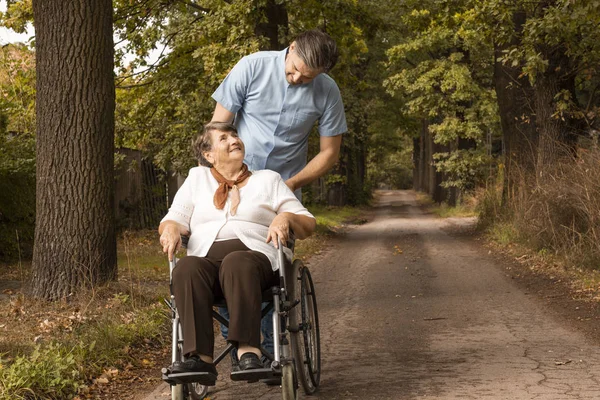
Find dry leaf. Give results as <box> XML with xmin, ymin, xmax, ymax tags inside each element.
<box><xmin>94</xmin><ymin>377</ymin><xmax>109</xmax><ymax>384</ymax></box>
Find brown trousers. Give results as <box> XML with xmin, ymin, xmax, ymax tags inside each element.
<box><xmin>172</xmin><ymin>239</ymin><xmax>278</xmax><ymax>357</ymax></box>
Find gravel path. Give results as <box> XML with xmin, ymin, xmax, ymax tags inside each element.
<box><xmin>143</xmin><ymin>190</ymin><xmax>600</xmax><ymax>400</ymax></box>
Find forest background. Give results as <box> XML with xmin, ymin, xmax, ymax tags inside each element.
<box><xmin>2</xmin><ymin>0</ymin><xmax>600</xmax><ymax>398</ymax></box>
<box><xmin>2</xmin><ymin>0</ymin><xmax>600</xmax><ymax>283</ymax></box>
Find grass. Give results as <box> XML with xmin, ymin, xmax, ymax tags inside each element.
<box><xmin>486</xmin><ymin>221</ymin><xmax>520</xmax><ymax>246</ymax></box>
<box><xmin>414</xmin><ymin>191</ymin><xmax>478</xmax><ymax>218</ymax></box>
<box><xmin>0</xmin><ymin>205</ymin><xmax>365</xmax><ymax>400</ymax></box>
<box><xmin>430</xmin><ymin>202</ymin><xmax>477</xmax><ymax>218</ymax></box>
<box><xmin>309</xmin><ymin>205</ymin><xmax>366</xmax><ymax>233</ymax></box>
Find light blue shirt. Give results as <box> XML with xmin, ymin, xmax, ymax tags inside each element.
<box><xmin>212</xmin><ymin>48</ymin><xmax>347</xmax><ymax>188</ymax></box>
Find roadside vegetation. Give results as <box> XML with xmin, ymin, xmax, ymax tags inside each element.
<box><xmin>0</xmin><ymin>206</ymin><xmax>364</xmax><ymax>400</ymax></box>
<box><xmin>478</xmin><ymin>145</ymin><xmax>600</xmax><ymax>295</ymax></box>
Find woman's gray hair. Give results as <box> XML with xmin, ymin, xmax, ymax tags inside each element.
<box><xmin>293</xmin><ymin>30</ymin><xmax>339</xmax><ymax>73</ymax></box>
<box><xmin>192</xmin><ymin>121</ymin><xmax>238</xmax><ymax>167</ymax></box>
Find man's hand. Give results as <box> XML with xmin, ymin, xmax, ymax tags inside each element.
<box><xmin>266</xmin><ymin>213</ymin><xmax>291</xmax><ymax>249</ymax></box>
<box><xmin>159</xmin><ymin>223</ymin><xmax>182</xmax><ymax>261</ymax></box>
<box><xmin>283</xmin><ymin>135</ymin><xmax>342</xmax><ymax>191</ymax></box>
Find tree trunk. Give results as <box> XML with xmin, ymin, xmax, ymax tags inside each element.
<box><xmin>412</xmin><ymin>136</ymin><xmax>421</xmax><ymax>191</ymax></box>
<box><xmin>255</xmin><ymin>0</ymin><xmax>289</xmax><ymax>51</ymax></box>
<box><xmin>533</xmin><ymin>48</ymin><xmax>579</xmax><ymax>170</ymax></box>
<box><xmin>32</xmin><ymin>0</ymin><xmax>116</xmax><ymax>300</ymax></box>
<box><xmin>493</xmin><ymin>10</ymin><xmax>538</xmax><ymax>202</ymax></box>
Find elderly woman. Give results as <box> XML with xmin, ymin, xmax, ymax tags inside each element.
<box><xmin>158</xmin><ymin>121</ymin><xmax>316</xmax><ymax>384</ymax></box>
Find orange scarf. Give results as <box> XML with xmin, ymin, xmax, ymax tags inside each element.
<box><xmin>210</xmin><ymin>164</ymin><xmax>251</xmax><ymax>216</ymax></box>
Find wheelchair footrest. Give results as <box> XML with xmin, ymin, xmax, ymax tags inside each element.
<box><xmin>162</xmin><ymin>368</ymin><xmax>217</xmax><ymax>386</ymax></box>
<box><xmin>230</xmin><ymin>368</ymin><xmax>275</xmax><ymax>382</ymax></box>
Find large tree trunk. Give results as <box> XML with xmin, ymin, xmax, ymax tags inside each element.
<box><xmin>32</xmin><ymin>0</ymin><xmax>116</xmax><ymax>300</ymax></box>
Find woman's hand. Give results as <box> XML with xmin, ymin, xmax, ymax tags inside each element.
<box><xmin>267</xmin><ymin>213</ymin><xmax>290</xmax><ymax>249</ymax></box>
<box><xmin>159</xmin><ymin>222</ymin><xmax>182</xmax><ymax>261</ymax></box>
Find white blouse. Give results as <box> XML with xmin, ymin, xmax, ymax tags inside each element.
<box><xmin>161</xmin><ymin>166</ymin><xmax>315</xmax><ymax>270</ymax></box>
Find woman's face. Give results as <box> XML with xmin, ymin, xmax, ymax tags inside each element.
<box><xmin>204</xmin><ymin>129</ymin><xmax>245</xmax><ymax>167</ymax></box>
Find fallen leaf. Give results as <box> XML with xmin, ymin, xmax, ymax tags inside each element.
<box><xmin>94</xmin><ymin>377</ymin><xmax>109</xmax><ymax>384</ymax></box>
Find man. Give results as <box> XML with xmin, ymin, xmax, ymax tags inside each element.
<box><xmin>211</xmin><ymin>29</ymin><xmax>347</xmax><ymax>373</ymax></box>
<box><xmin>211</xmin><ymin>29</ymin><xmax>347</xmax><ymax>198</ymax></box>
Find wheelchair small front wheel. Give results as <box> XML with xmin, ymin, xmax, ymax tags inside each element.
<box><xmin>187</xmin><ymin>382</ymin><xmax>208</xmax><ymax>400</ymax></box>
<box><xmin>281</xmin><ymin>363</ymin><xmax>297</xmax><ymax>400</ymax></box>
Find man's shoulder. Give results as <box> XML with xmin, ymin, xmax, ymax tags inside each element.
<box><xmin>315</xmin><ymin>73</ymin><xmax>340</xmax><ymax>91</ymax></box>
<box><xmin>243</xmin><ymin>51</ymin><xmax>281</xmax><ymax>64</ymax></box>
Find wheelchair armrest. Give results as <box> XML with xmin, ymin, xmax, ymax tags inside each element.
<box><xmin>286</xmin><ymin>229</ymin><xmax>296</xmax><ymax>252</ymax></box>
<box><xmin>180</xmin><ymin>234</ymin><xmax>189</xmax><ymax>249</ymax></box>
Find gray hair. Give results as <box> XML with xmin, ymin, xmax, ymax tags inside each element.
<box><xmin>293</xmin><ymin>30</ymin><xmax>339</xmax><ymax>73</ymax></box>
<box><xmin>192</xmin><ymin>121</ymin><xmax>238</xmax><ymax>167</ymax></box>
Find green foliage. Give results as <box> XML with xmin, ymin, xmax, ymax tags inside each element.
<box><xmin>0</xmin><ymin>170</ymin><xmax>35</xmax><ymax>260</ymax></box>
<box><xmin>0</xmin><ymin>303</ymin><xmax>168</xmax><ymax>399</ymax></box>
<box><xmin>0</xmin><ymin>0</ymin><xmax>33</xmax><ymax>34</ymax></box>
<box><xmin>433</xmin><ymin>148</ymin><xmax>489</xmax><ymax>190</ymax></box>
<box><xmin>385</xmin><ymin>0</ymin><xmax>500</xmax><ymax>193</ymax></box>
<box><xmin>0</xmin><ymin>44</ymin><xmax>36</xmax><ymax>261</ymax></box>
<box><xmin>368</xmin><ymin>134</ymin><xmax>413</xmax><ymax>190</ymax></box>
<box><xmin>113</xmin><ymin>0</ymin><xmax>264</xmax><ymax>173</ymax></box>
<box><xmin>0</xmin><ymin>343</ymin><xmax>83</xmax><ymax>400</ymax></box>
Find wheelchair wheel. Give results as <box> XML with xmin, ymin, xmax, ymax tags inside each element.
<box><xmin>295</xmin><ymin>264</ymin><xmax>321</xmax><ymax>393</ymax></box>
<box><xmin>187</xmin><ymin>382</ymin><xmax>208</xmax><ymax>400</ymax></box>
<box><xmin>281</xmin><ymin>363</ymin><xmax>298</xmax><ymax>400</ymax></box>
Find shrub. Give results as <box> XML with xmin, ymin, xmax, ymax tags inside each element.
<box><xmin>487</xmin><ymin>144</ymin><xmax>600</xmax><ymax>269</ymax></box>
<box><xmin>0</xmin><ymin>343</ymin><xmax>84</xmax><ymax>400</ymax></box>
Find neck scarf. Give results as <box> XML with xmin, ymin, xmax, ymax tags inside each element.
<box><xmin>210</xmin><ymin>164</ymin><xmax>251</xmax><ymax>216</ymax></box>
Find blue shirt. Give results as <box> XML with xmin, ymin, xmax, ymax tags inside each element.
<box><xmin>212</xmin><ymin>48</ymin><xmax>347</xmax><ymax>185</ymax></box>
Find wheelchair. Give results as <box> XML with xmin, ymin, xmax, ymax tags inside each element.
<box><xmin>161</xmin><ymin>238</ymin><xmax>321</xmax><ymax>400</ymax></box>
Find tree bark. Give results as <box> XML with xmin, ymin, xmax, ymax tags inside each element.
<box><xmin>32</xmin><ymin>0</ymin><xmax>116</xmax><ymax>300</ymax></box>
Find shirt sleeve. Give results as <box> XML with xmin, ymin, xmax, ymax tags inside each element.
<box><xmin>273</xmin><ymin>175</ymin><xmax>315</xmax><ymax>219</ymax></box>
<box><xmin>211</xmin><ymin>56</ymin><xmax>252</xmax><ymax>114</ymax></box>
<box><xmin>317</xmin><ymin>81</ymin><xmax>348</xmax><ymax>137</ymax></box>
<box><xmin>160</xmin><ymin>169</ymin><xmax>195</xmax><ymax>231</ymax></box>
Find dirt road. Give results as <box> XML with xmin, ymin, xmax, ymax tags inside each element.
<box><xmin>145</xmin><ymin>190</ymin><xmax>600</xmax><ymax>400</ymax></box>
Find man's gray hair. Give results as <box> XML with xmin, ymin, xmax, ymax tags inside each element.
<box><xmin>192</xmin><ymin>121</ymin><xmax>238</xmax><ymax>167</ymax></box>
<box><xmin>293</xmin><ymin>30</ymin><xmax>339</xmax><ymax>73</ymax></box>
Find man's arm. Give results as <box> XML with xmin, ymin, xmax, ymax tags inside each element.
<box><xmin>212</xmin><ymin>102</ymin><xmax>235</xmax><ymax>123</ymax></box>
<box><xmin>285</xmin><ymin>135</ymin><xmax>342</xmax><ymax>192</ymax></box>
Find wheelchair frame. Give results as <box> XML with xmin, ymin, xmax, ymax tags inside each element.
<box><xmin>161</xmin><ymin>239</ymin><xmax>321</xmax><ymax>400</ymax></box>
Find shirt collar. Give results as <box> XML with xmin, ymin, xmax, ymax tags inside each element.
<box><xmin>278</xmin><ymin>47</ymin><xmax>288</xmax><ymax>67</ymax></box>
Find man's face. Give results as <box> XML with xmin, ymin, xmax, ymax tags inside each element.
<box><xmin>285</xmin><ymin>42</ymin><xmax>321</xmax><ymax>85</ymax></box>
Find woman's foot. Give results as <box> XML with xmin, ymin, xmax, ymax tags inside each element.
<box><xmin>238</xmin><ymin>352</ymin><xmax>263</xmax><ymax>371</ymax></box>
<box><xmin>171</xmin><ymin>355</ymin><xmax>218</xmax><ymax>375</ymax></box>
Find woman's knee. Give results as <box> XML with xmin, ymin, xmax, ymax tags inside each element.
<box><xmin>172</xmin><ymin>256</ymin><xmax>213</xmax><ymax>282</ymax></box>
<box><xmin>220</xmin><ymin>251</ymin><xmax>261</xmax><ymax>278</ymax></box>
